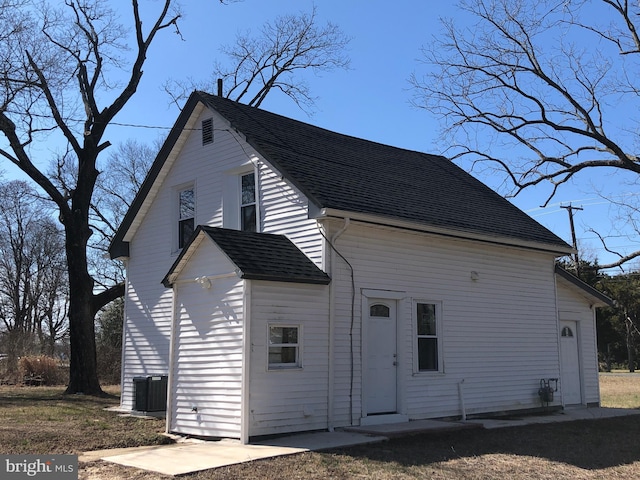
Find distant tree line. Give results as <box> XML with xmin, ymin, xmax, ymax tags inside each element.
<box><xmin>0</xmin><ymin>181</ymin><xmax>68</xmax><ymax>378</ymax></box>
<box><xmin>560</xmin><ymin>260</ymin><xmax>640</xmax><ymax>372</ymax></box>
<box><xmin>0</xmin><ymin>177</ymin><xmax>125</xmax><ymax>383</ymax></box>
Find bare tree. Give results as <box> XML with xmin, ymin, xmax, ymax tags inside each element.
<box><xmin>165</xmin><ymin>5</ymin><xmax>351</xmax><ymax>113</ymax></box>
<box><xmin>90</xmin><ymin>138</ymin><xmax>160</xmax><ymax>290</ymax></box>
<box><xmin>0</xmin><ymin>181</ymin><xmax>67</xmax><ymax>373</ymax></box>
<box><xmin>0</xmin><ymin>0</ymin><xmax>182</xmax><ymax>394</ymax></box>
<box><xmin>412</xmin><ymin>0</ymin><xmax>640</xmax><ymax>271</ymax></box>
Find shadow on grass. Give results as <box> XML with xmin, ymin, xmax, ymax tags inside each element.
<box><xmin>332</xmin><ymin>415</ymin><xmax>640</xmax><ymax>471</ymax></box>
<box><xmin>0</xmin><ymin>386</ymin><xmax>119</xmax><ymax>406</ymax></box>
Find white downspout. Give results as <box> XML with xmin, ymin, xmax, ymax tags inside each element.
<box><xmin>165</xmin><ymin>283</ymin><xmax>178</xmax><ymax>435</ymax></box>
<box><xmin>458</xmin><ymin>379</ymin><xmax>466</xmax><ymax>421</ymax></box>
<box><xmin>327</xmin><ymin>218</ymin><xmax>350</xmax><ymax>432</ymax></box>
<box><xmin>553</xmin><ymin>269</ymin><xmax>563</xmax><ymax>407</ymax></box>
<box><xmin>240</xmin><ymin>280</ymin><xmax>252</xmax><ymax>444</ymax></box>
<box><xmin>119</xmin><ymin>259</ymin><xmax>129</xmax><ymax>410</ymax></box>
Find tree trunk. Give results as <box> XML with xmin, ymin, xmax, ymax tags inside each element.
<box><xmin>64</xmin><ymin>210</ymin><xmax>103</xmax><ymax>395</ymax></box>
<box><xmin>626</xmin><ymin>317</ymin><xmax>635</xmax><ymax>373</ymax></box>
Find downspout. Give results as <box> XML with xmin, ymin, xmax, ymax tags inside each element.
<box><xmin>553</xmin><ymin>268</ymin><xmax>563</xmax><ymax>407</ymax></box>
<box><xmin>165</xmin><ymin>283</ymin><xmax>178</xmax><ymax>435</ymax></box>
<box><xmin>591</xmin><ymin>304</ymin><xmax>600</xmax><ymax>406</ymax></box>
<box><xmin>326</xmin><ymin>218</ymin><xmax>350</xmax><ymax>432</ymax></box>
<box><xmin>119</xmin><ymin>259</ymin><xmax>129</xmax><ymax>410</ymax></box>
<box><xmin>240</xmin><ymin>280</ymin><xmax>252</xmax><ymax>444</ymax></box>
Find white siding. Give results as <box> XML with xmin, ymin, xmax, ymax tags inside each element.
<box><xmin>248</xmin><ymin>281</ymin><xmax>330</xmax><ymax>437</ymax></box>
<box><xmin>169</xmin><ymin>239</ymin><xmax>244</xmax><ymax>438</ymax></box>
<box><xmin>556</xmin><ymin>279</ymin><xmax>600</xmax><ymax>405</ymax></box>
<box><xmin>325</xmin><ymin>220</ymin><xmax>562</xmax><ymax>425</ymax></box>
<box><xmin>259</xmin><ymin>161</ymin><xmax>323</xmax><ymax>266</ymax></box>
<box><xmin>121</xmin><ymin>104</ymin><xmax>323</xmax><ymax>410</ymax></box>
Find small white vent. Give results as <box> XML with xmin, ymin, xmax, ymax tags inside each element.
<box><xmin>202</xmin><ymin>118</ymin><xmax>213</xmax><ymax>145</ymax></box>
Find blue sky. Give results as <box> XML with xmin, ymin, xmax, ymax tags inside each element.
<box><xmin>16</xmin><ymin>0</ymin><xmax>639</xmax><ymax>271</ymax></box>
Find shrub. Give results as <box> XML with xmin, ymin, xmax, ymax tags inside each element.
<box><xmin>18</xmin><ymin>355</ymin><xmax>62</xmax><ymax>385</ymax></box>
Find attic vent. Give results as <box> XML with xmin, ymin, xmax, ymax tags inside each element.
<box><xmin>202</xmin><ymin>118</ymin><xmax>213</xmax><ymax>145</ymax></box>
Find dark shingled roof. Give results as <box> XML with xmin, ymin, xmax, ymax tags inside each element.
<box><xmin>162</xmin><ymin>226</ymin><xmax>331</xmax><ymax>287</ymax></box>
<box><xmin>110</xmin><ymin>91</ymin><xmax>571</xmax><ymax>260</ymax></box>
<box><xmin>198</xmin><ymin>93</ymin><xmax>570</xmax><ymax>250</ymax></box>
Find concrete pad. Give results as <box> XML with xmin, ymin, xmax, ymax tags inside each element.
<box><xmin>345</xmin><ymin>418</ymin><xmax>481</xmax><ymax>437</ymax></box>
<box><xmin>254</xmin><ymin>430</ymin><xmax>386</xmax><ymax>449</ymax></box>
<box><xmin>467</xmin><ymin>406</ymin><xmax>640</xmax><ymax>429</ymax></box>
<box><xmin>94</xmin><ymin>431</ymin><xmax>386</xmax><ymax>476</ymax></box>
<box><xmin>85</xmin><ymin>407</ymin><xmax>640</xmax><ymax>476</ymax></box>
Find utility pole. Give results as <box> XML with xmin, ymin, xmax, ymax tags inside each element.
<box><xmin>561</xmin><ymin>203</ymin><xmax>583</xmax><ymax>278</ymax></box>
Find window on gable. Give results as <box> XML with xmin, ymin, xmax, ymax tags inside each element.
<box><xmin>240</xmin><ymin>172</ymin><xmax>257</xmax><ymax>232</ymax></box>
<box><xmin>178</xmin><ymin>187</ymin><xmax>195</xmax><ymax>249</ymax></box>
<box><xmin>416</xmin><ymin>302</ymin><xmax>441</xmax><ymax>372</ymax></box>
<box><xmin>268</xmin><ymin>325</ymin><xmax>301</xmax><ymax>369</ymax></box>
<box><xmin>202</xmin><ymin>118</ymin><xmax>213</xmax><ymax>145</ymax></box>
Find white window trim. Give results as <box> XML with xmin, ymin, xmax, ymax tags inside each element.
<box><xmin>222</xmin><ymin>163</ymin><xmax>260</xmax><ymax>232</ymax></box>
<box><xmin>267</xmin><ymin>323</ymin><xmax>302</xmax><ymax>371</ymax></box>
<box><xmin>413</xmin><ymin>299</ymin><xmax>444</xmax><ymax>374</ymax></box>
<box><xmin>173</xmin><ymin>182</ymin><xmax>195</xmax><ymax>254</ymax></box>
<box><xmin>240</xmin><ymin>170</ymin><xmax>258</xmax><ymax>232</ymax></box>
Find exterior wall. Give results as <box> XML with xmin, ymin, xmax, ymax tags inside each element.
<box><xmin>121</xmin><ymin>105</ymin><xmax>323</xmax><ymax>409</ymax></box>
<box><xmin>248</xmin><ymin>281</ymin><xmax>330</xmax><ymax>437</ymax></box>
<box><xmin>556</xmin><ymin>280</ymin><xmax>600</xmax><ymax>405</ymax></box>
<box><xmin>169</xmin><ymin>239</ymin><xmax>244</xmax><ymax>437</ymax></box>
<box><xmin>325</xmin><ymin>220</ymin><xmax>563</xmax><ymax>425</ymax></box>
<box><xmin>259</xmin><ymin>161</ymin><xmax>324</xmax><ymax>266</ymax></box>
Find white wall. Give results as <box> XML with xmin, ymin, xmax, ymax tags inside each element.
<box><xmin>325</xmin><ymin>220</ymin><xmax>563</xmax><ymax>425</ymax></box>
<box><xmin>169</xmin><ymin>239</ymin><xmax>244</xmax><ymax>438</ymax></box>
<box><xmin>556</xmin><ymin>279</ymin><xmax>600</xmax><ymax>405</ymax></box>
<box><xmin>121</xmin><ymin>103</ymin><xmax>324</xmax><ymax>410</ymax></box>
<box><xmin>248</xmin><ymin>281</ymin><xmax>330</xmax><ymax>437</ymax></box>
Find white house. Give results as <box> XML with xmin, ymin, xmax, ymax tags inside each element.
<box><xmin>109</xmin><ymin>91</ymin><xmax>612</xmax><ymax>443</ymax></box>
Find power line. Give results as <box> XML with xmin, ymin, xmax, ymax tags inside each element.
<box><xmin>3</xmin><ymin>109</ymin><xmax>199</xmax><ymax>131</ymax></box>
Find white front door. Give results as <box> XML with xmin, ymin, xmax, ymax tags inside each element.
<box><xmin>560</xmin><ymin>320</ymin><xmax>582</xmax><ymax>404</ymax></box>
<box><xmin>366</xmin><ymin>300</ymin><xmax>397</xmax><ymax>414</ymax></box>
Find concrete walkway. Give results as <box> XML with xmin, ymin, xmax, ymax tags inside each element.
<box><xmin>81</xmin><ymin>406</ymin><xmax>640</xmax><ymax>476</ymax></box>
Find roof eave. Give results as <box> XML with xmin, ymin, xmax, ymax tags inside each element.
<box><xmin>241</xmin><ymin>272</ymin><xmax>331</xmax><ymax>285</ymax></box>
<box><xmin>109</xmin><ymin>92</ymin><xmax>208</xmax><ymax>260</ymax></box>
<box><xmin>315</xmin><ymin>208</ymin><xmax>575</xmax><ymax>256</ymax></box>
<box><xmin>555</xmin><ymin>264</ymin><xmax>614</xmax><ymax>307</ymax></box>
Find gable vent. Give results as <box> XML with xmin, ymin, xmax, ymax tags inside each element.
<box><xmin>202</xmin><ymin>118</ymin><xmax>213</xmax><ymax>145</ymax></box>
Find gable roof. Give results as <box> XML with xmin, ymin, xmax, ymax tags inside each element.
<box><xmin>162</xmin><ymin>226</ymin><xmax>331</xmax><ymax>287</ymax></box>
<box><xmin>555</xmin><ymin>264</ymin><xmax>614</xmax><ymax>307</ymax></box>
<box><xmin>110</xmin><ymin>91</ymin><xmax>572</xmax><ymax>259</ymax></box>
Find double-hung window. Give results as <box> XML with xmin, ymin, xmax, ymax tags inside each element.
<box><xmin>268</xmin><ymin>325</ymin><xmax>300</xmax><ymax>369</ymax></box>
<box><xmin>178</xmin><ymin>187</ymin><xmax>195</xmax><ymax>249</ymax></box>
<box><xmin>240</xmin><ymin>172</ymin><xmax>257</xmax><ymax>232</ymax></box>
<box><xmin>416</xmin><ymin>302</ymin><xmax>441</xmax><ymax>372</ymax></box>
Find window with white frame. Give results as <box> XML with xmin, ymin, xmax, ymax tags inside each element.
<box><xmin>268</xmin><ymin>325</ymin><xmax>300</xmax><ymax>369</ymax></box>
<box><xmin>178</xmin><ymin>186</ymin><xmax>195</xmax><ymax>249</ymax></box>
<box><xmin>240</xmin><ymin>172</ymin><xmax>257</xmax><ymax>232</ymax></box>
<box><xmin>416</xmin><ymin>302</ymin><xmax>441</xmax><ymax>371</ymax></box>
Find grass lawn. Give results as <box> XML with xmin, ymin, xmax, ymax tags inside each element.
<box><xmin>1</xmin><ymin>375</ymin><xmax>639</xmax><ymax>479</ymax></box>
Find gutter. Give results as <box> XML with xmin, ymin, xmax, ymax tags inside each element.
<box><xmin>313</xmin><ymin>208</ymin><xmax>574</xmax><ymax>256</ymax></box>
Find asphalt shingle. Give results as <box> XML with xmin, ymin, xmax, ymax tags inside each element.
<box><xmin>200</xmin><ymin>93</ymin><xmax>569</xmax><ymax>250</ymax></box>
<box><xmin>163</xmin><ymin>226</ymin><xmax>331</xmax><ymax>286</ymax></box>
